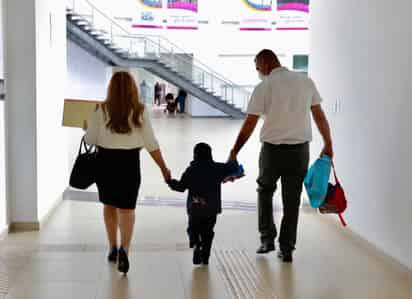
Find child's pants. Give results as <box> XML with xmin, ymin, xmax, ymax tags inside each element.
<box><xmin>187</xmin><ymin>215</ymin><xmax>217</xmax><ymax>261</ymax></box>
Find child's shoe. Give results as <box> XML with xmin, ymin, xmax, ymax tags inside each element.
<box><xmin>193</xmin><ymin>245</ymin><xmax>202</xmax><ymax>265</ymax></box>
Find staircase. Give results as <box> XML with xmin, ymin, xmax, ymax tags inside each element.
<box><xmin>66</xmin><ymin>0</ymin><xmax>249</xmax><ymax>118</ymax></box>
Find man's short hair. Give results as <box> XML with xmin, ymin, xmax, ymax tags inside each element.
<box><xmin>255</xmin><ymin>49</ymin><xmax>281</xmax><ymax>66</ymax></box>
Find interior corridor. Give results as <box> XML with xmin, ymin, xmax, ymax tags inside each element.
<box><xmin>1</xmin><ymin>116</ymin><xmax>412</xmax><ymax>299</ymax></box>
<box><xmin>1</xmin><ymin>201</ymin><xmax>411</xmax><ymax>299</ymax></box>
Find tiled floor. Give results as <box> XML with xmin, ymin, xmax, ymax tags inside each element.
<box><xmin>1</xmin><ymin>200</ymin><xmax>412</xmax><ymax>299</ymax></box>
<box><xmin>2</xmin><ymin>113</ymin><xmax>412</xmax><ymax>298</ymax></box>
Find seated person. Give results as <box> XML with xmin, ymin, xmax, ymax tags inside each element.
<box><xmin>164</xmin><ymin>93</ymin><xmax>178</xmax><ymax>114</ymax></box>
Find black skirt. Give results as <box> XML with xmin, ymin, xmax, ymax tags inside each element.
<box><xmin>96</xmin><ymin>147</ymin><xmax>141</xmax><ymax>210</ymax></box>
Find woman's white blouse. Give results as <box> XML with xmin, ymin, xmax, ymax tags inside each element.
<box><xmin>85</xmin><ymin>106</ymin><xmax>159</xmax><ymax>152</ymax></box>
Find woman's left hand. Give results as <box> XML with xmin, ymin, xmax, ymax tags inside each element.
<box><xmin>162</xmin><ymin>167</ymin><xmax>172</xmax><ymax>182</ymax></box>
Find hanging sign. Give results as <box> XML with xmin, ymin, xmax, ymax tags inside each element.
<box><xmin>133</xmin><ymin>0</ymin><xmax>164</xmax><ymax>29</ymax></box>
<box><xmin>238</xmin><ymin>0</ymin><xmax>273</xmax><ymax>31</ymax></box>
<box><xmin>166</xmin><ymin>0</ymin><xmax>199</xmax><ymax>30</ymax></box>
<box><xmin>276</xmin><ymin>0</ymin><xmax>309</xmax><ymax>30</ymax></box>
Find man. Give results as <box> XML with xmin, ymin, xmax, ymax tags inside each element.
<box><xmin>229</xmin><ymin>49</ymin><xmax>333</xmax><ymax>263</ymax></box>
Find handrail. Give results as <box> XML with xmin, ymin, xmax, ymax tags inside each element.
<box><xmin>112</xmin><ymin>33</ymin><xmax>242</xmax><ymax>89</ymax></box>
<box><xmin>130</xmin><ymin>33</ymin><xmax>245</xmax><ymax>87</ymax></box>
<box><xmin>70</xmin><ymin>0</ymin><xmax>128</xmax><ymax>35</ymax></box>
<box><xmin>70</xmin><ymin>0</ymin><xmax>249</xmax><ymax>92</ymax></box>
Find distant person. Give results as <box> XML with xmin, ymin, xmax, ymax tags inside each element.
<box><xmin>164</xmin><ymin>93</ymin><xmax>178</xmax><ymax>114</ymax></box>
<box><xmin>154</xmin><ymin>82</ymin><xmax>162</xmax><ymax>106</ymax></box>
<box><xmin>167</xmin><ymin>143</ymin><xmax>238</xmax><ymax>265</ymax></box>
<box><xmin>139</xmin><ymin>80</ymin><xmax>149</xmax><ymax>104</ymax></box>
<box><xmin>84</xmin><ymin>72</ymin><xmax>171</xmax><ymax>274</ymax></box>
<box><xmin>228</xmin><ymin>49</ymin><xmax>333</xmax><ymax>263</ymax></box>
<box><xmin>176</xmin><ymin>89</ymin><xmax>188</xmax><ymax>113</ymax></box>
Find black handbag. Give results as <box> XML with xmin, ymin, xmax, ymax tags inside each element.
<box><xmin>69</xmin><ymin>136</ymin><xmax>98</xmax><ymax>189</ymax></box>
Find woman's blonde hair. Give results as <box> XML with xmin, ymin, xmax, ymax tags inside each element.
<box><xmin>102</xmin><ymin>71</ymin><xmax>145</xmax><ymax>134</ymax></box>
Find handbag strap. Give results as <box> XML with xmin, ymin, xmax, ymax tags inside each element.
<box><xmin>79</xmin><ymin>136</ymin><xmax>95</xmax><ymax>155</ymax></box>
<box><xmin>78</xmin><ymin>137</ymin><xmax>85</xmax><ymax>156</ymax></box>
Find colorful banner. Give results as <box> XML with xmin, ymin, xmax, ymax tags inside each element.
<box><xmin>239</xmin><ymin>0</ymin><xmax>273</xmax><ymax>31</ymax></box>
<box><xmin>167</xmin><ymin>0</ymin><xmax>199</xmax><ymax>30</ymax></box>
<box><xmin>133</xmin><ymin>0</ymin><xmax>164</xmax><ymax>29</ymax></box>
<box><xmin>276</xmin><ymin>0</ymin><xmax>309</xmax><ymax>30</ymax></box>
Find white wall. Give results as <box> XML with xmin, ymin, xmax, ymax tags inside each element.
<box><xmin>0</xmin><ymin>0</ymin><xmax>6</xmax><ymax>232</ymax></box>
<box><xmin>66</xmin><ymin>40</ymin><xmax>110</xmax><ymax>172</ymax></box>
<box><xmin>5</xmin><ymin>0</ymin><xmax>69</xmax><ymax>223</ymax></box>
<box><xmin>5</xmin><ymin>0</ymin><xmax>38</xmax><ymax>223</ymax></box>
<box><xmin>186</xmin><ymin>95</ymin><xmax>227</xmax><ymax>117</ymax></box>
<box><xmin>0</xmin><ymin>102</ymin><xmax>5</xmax><ymax>231</ymax></box>
<box><xmin>66</xmin><ymin>40</ymin><xmax>110</xmax><ymax>100</ymax></box>
<box><xmin>310</xmin><ymin>0</ymin><xmax>412</xmax><ymax>270</ymax></box>
<box><xmin>35</xmin><ymin>0</ymin><xmax>69</xmax><ymax>220</ymax></box>
<box><xmin>0</xmin><ymin>0</ymin><xmax>3</xmax><ymax>77</ymax></box>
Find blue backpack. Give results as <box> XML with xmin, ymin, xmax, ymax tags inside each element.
<box><xmin>304</xmin><ymin>155</ymin><xmax>332</xmax><ymax>208</ymax></box>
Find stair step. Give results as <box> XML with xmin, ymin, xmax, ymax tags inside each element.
<box><xmin>75</xmin><ymin>21</ymin><xmax>91</xmax><ymax>27</ymax></box>
<box><xmin>82</xmin><ymin>25</ymin><xmax>93</xmax><ymax>31</ymax></box>
<box><xmin>109</xmin><ymin>46</ymin><xmax>125</xmax><ymax>52</ymax></box>
<box><xmin>88</xmin><ymin>29</ymin><xmax>102</xmax><ymax>34</ymax></box>
<box><xmin>69</xmin><ymin>15</ymin><xmax>82</xmax><ymax>20</ymax></box>
<box><xmin>71</xmin><ymin>16</ymin><xmax>89</xmax><ymax>22</ymax></box>
<box><xmin>95</xmin><ymin>35</ymin><xmax>109</xmax><ymax>41</ymax></box>
<box><xmin>114</xmin><ymin>48</ymin><xmax>128</xmax><ymax>53</ymax></box>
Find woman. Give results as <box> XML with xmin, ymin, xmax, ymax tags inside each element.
<box><xmin>84</xmin><ymin>72</ymin><xmax>171</xmax><ymax>274</ymax></box>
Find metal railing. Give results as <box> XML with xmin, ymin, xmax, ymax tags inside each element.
<box><xmin>67</xmin><ymin>0</ymin><xmax>250</xmax><ymax>111</ymax></box>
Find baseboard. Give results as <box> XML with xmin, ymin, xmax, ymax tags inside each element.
<box><xmin>10</xmin><ymin>195</ymin><xmax>64</xmax><ymax>232</ymax></box>
<box><xmin>9</xmin><ymin>222</ymin><xmax>40</xmax><ymax>232</ymax></box>
<box><xmin>318</xmin><ymin>214</ymin><xmax>412</xmax><ymax>284</ymax></box>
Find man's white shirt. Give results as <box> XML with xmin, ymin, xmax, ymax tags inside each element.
<box><xmin>247</xmin><ymin>67</ymin><xmax>322</xmax><ymax>145</ymax></box>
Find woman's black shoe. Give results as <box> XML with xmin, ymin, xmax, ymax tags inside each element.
<box><xmin>107</xmin><ymin>247</ymin><xmax>118</xmax><ymax>263</ymax></box>
<box><xmin>118</xmin><ymin>247</ymin><xmax>130</xmax><ymax>274</ymax></box>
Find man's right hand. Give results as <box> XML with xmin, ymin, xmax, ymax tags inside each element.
<box><xmin>228</xmin><ymin>114</ymin><xmax>259</xmax><ymax>162</ymax></box>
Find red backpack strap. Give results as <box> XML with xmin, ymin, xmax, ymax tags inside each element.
<box><xmin>338</xmin><ymin>213</ymin><xmax>347</xmax><ymax>227</ymax></box>
<box><xmin>333</xmin><ymin>162</ymin><xmax>347</xmax><ymax>227</ymax></box>
<box><xmin>331</xmin><ymin>161</ymin><xmax>340</xmax><ymax>184</ymax></box>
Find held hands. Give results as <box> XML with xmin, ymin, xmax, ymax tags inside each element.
<box><xmin>228</xmin><ymin>149</ymin><xmax>238</xmax><ymax>162</ymax></box>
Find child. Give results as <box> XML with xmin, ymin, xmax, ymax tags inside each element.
<box><xmin>167</xmin><ymin>143</ymin><xmax>239</xmax><ymax>265</ymax></box>
<box><xmin>164</xmin><ymin>93</ymin><xmax>178</xmax><ymax>114</ymax></box>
